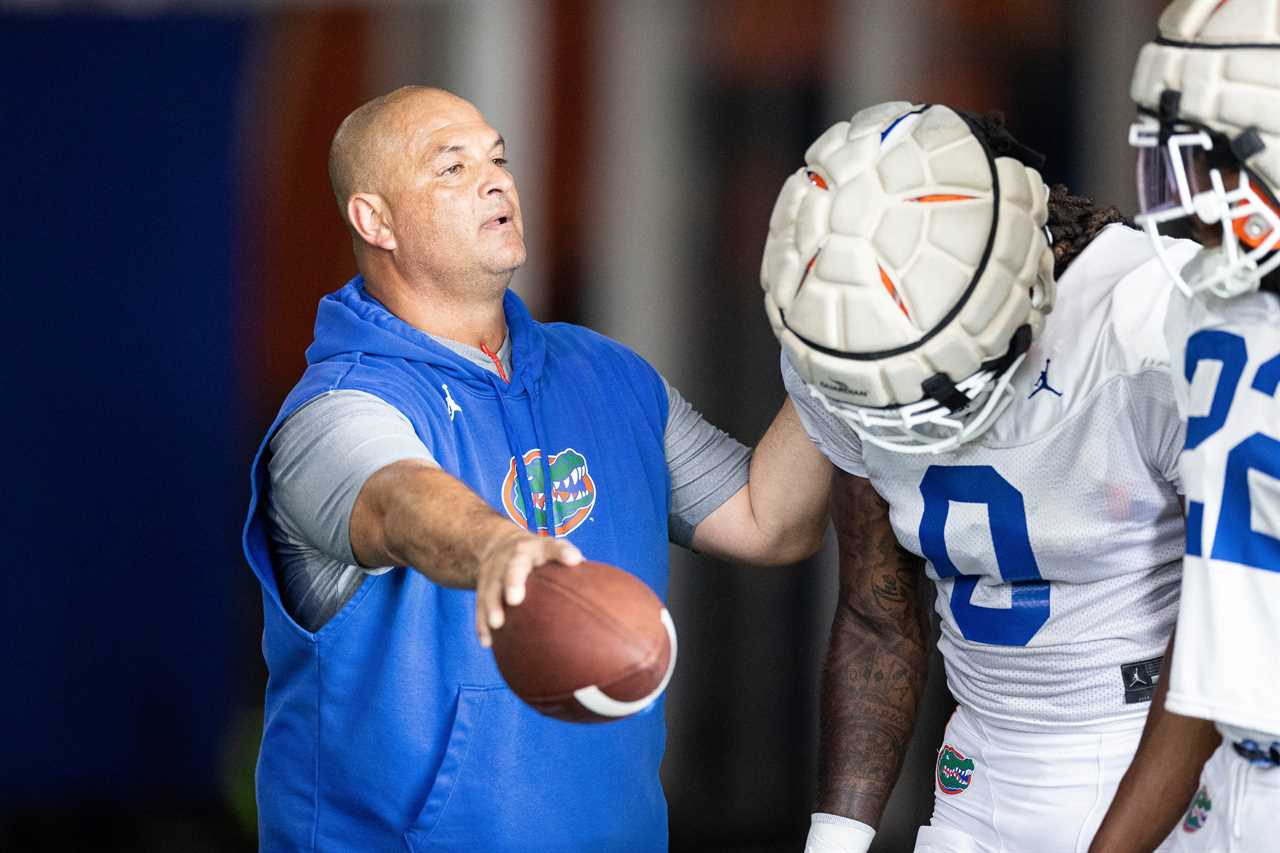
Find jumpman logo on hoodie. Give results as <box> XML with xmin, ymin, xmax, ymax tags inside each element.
<box><xmin>442</xmin><ymin>384</ymin><xmax>463</xmax><ymax>421</ymax></box>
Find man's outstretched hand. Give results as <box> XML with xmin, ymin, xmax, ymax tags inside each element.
<box><xmin>350</xmin><ymin>459</ymin><xmax>585</xmax><ymax>646</ymax></box>
<box><xmin>474</xmin><ymin>529</ymin><xmax>583</xmax><ymax>647</ymax></box>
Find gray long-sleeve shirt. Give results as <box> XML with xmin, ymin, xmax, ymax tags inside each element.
<box><xmin>266</xmin><ymin>335</ymin><xmax>751</xmax><ymax>631</ymax></box>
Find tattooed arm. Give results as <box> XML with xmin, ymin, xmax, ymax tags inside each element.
<box><xmin>817</xmin><ymin>469</ymin><xmax>932</xmax><ymax>826</ymax></box>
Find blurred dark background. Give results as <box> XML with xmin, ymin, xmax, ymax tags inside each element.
<box><xmin>0</xmin><ymin>1</ymin><xmax>1167</xmax><ymax>850</ymax></box>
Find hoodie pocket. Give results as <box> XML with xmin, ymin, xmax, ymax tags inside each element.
<box><xmin>403</xmin><ymin>684</ymin><xmax>667</xmax><ymax>852</ymax></box>
<box><xmin>403</xmin><ymin>685</ymin><xmax>492</xmax><ymax>850</ymax></box>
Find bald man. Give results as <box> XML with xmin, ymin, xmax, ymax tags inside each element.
<box><xmin>241</xmin><ymin>87</ymin><xmax>832</xmax><ymax>852</ymax></box>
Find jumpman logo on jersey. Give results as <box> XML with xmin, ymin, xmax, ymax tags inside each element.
<box><xmin>1028</xmin><ymin>359</ymin><xmax>1063</xmax><ymax>399</ymax></box>
<box><xmin>442</xmin><ymin>384</ymin><xmax>462</xmax><ymax>421</ymax></box>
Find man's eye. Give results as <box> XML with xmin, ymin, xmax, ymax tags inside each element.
<box><xmin>441</xmin><ymin>163</ymin><xmax>464</xmax><ymax>176</ymax></box>
<box><xmin>493</xmin><ymin>157</ymin><xmax>508</xmax><ymax>168</ymax></box>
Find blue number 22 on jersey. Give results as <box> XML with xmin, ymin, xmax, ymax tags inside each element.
<box><xmin>1183</xmin><ymin>329</ymin><xmax>1280</xmax><ymax>571</ymax></box>
<box><xmin>919</xmin><ymin>466</ymin><xmax>1050</xmax><ymax>646</ymax></box>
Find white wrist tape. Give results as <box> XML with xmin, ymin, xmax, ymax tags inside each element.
<box><xmin>804</xmin><ymin>812</ymin><xmax>876</xmax><ymax>853</ymax></box>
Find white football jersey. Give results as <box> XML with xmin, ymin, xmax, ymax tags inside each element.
<box><xmin>787</xmin><ymin>224</ymin><xmax>1198</xmax><ymax>728</ymax></box>
<box><xmin>1163</xmin><ymin>282</ymin><xmax>1280</xmax><ymax>741</ymax></box>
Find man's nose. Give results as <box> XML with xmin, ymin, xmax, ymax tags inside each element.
<box><xmin>481</xmin><ymin>163</ymin><xmax>515</xmax><ymax>196</ymax></box>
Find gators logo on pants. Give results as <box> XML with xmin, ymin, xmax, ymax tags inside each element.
<box><xmin>502</xmin><ymin>448</ymin><xmax>597</xmax><ymax>536</ymax></box>
<box><xmin>1182</xmin><ymin>786</ymin><xmax>1211</xmax><ymax>833</ymax></box>
<box><xmin>936</xmin><ymin>744</ymin><xmax>975</xmax><ymax>795</ymax></box>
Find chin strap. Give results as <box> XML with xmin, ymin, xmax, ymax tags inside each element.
<box><xmin>921</xmin><ymin>373</ymin><xmax>971</xmax><ymax>414</ymax></box>
<box><xmin>919</xmin><ymin>324</ymin><xmax>1032</xmax><ymax>414</ymax></box>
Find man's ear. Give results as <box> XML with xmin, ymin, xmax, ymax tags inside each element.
<box><xmin>348</xmin><ymin>193</ymin><xmax>397</xmax><ymax>251</ymax></box>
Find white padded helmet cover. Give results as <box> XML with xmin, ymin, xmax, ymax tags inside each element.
<box><xmin>761</xmin><ymin>103</ymin><xmax>1054</xmax><ymax>409</ymax></box>
<box><xmin>1130</xmin><ymin>0</ymin><xmax>1280</xmax><ymax>193</ymax></box>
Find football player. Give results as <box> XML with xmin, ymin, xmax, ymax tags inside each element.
<box><xmin>1089</xmin><ymin>2</ymin><xmax>1280</xmax><ymax>852</ymax></box>
<box><xmin>763</xmin><ymin>103</ymin><xmax>1196</xmax><ymax>853</ymax></box>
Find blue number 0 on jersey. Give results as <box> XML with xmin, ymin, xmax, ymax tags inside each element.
<box><xmin>1184</xmin><ymin>330</ymin><xmax>1280</xmax><ymax>571</ymax></box>
<box><xmin>919</xmin><ymin>465</ymin><xmax>1050</xmax><ymax>646</ymax></box>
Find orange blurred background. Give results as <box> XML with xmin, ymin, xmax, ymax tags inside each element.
<box><xmin>1</xmin><ymin>2</ymin><xmax>1167</xmax><ymax>850</ymax></box>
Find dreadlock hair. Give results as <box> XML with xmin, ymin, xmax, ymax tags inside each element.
<box><xmin>958</xmin><ymin>109</ymin><xmax>1132</xmax><ymax>279</ymax></box>
<box><xmin>1045</xmin><ymin>184</ymin><xmax>1131</xmax><ymax>279</ymax></box>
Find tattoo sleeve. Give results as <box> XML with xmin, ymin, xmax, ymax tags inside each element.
<box><xmin>817</xmin><ymin>469</ymin><xmax>931</xmax><ymax>826</ymax></box>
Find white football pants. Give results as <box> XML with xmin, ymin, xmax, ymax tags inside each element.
<box><xmin>913</xmin><ymin>705</ymin><xmax>1174</xmax><ymax>853</ymax></box>
<box><xmin>1169</xmin><ymin>736</ymin><xmax>1280</xmax><ymax>853</ymax></box>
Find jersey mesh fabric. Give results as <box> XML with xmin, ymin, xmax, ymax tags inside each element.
<box><xmin>787</xmin><ymin>225</ymin><xmax>1196</xmax><ymax>728</ymax></box>
<box><xmin>1164</xmin><ymin>284</ymin><xmax>1280</xmax><ymax>739</ymax></box>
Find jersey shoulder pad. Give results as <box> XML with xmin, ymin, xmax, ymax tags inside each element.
<box><xmin>1047</xmin><ymin>225</ymin><xmax>1199</xmax><ymax>375</ymax></box>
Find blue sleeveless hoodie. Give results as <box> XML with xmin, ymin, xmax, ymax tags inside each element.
<box><xmin>241</xmin><ymin>278</ymin><xmax>671</xmax><ymax>852</ymax></box>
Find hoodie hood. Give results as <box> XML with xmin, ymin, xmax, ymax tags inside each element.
<box><xmin>302</xmin><ymin>277</ymin><xmax>555</xmax><ymax>543</ymax></box>
<box><xmin>304</xmin><ymin>276</ymin><xmax>546</xmax><ymax>397</ymax></box>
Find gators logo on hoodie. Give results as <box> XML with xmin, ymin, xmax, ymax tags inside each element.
<box><xmin>936</xmin><ymin>744</ymin><xmax>975</xmax><ymax>795</ymax></box>
<box><xmin>502</xmin><ymin>448</ymin><xmax>597</xmax><ymax>536</ymax></box>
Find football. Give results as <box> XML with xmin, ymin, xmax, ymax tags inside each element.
<box><xmin>491</xmin><ymin>559</ymin><xmax>677</xmax><ymax>723</ymax></box>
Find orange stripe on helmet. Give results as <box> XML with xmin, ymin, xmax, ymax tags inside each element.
<box><xmin>879</xmin><ymin>265</ymin><xmax>910</xmax><ymax>319</ymax></box>
<box><xmin>796</xmin><ymin>251</ymin><xmax>819</xmax><ymax>294</ymax></box>
<box><xmin>806</xmin><ymin>170</ymin><xmax>828</xmax><ymax>190</ymax></box>
<box><xmin>909</xmin><ymin>194</ymin><xmax>977</xmax><ymax>203</ymax></box>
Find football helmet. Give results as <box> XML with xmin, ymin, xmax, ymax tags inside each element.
<box><xmin>762</xmin><ymin>102</ymin><xmax>1055</xmax><ymax>454</ymax></box>
<box><xmin>1129</xmin><ymin>0</ymin><xmax>1280</xmax><ymax>297</ymax></box>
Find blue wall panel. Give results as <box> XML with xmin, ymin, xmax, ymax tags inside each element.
<box><xmin>0</xmin><ymin>14</ymin><xmax>249</xmax><ymax>804</ymax></box>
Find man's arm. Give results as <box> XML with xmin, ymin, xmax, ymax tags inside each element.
<box><xmin>350</xmin><ymin>459</ymin><xmax>582</xmax><ymax>647</ymax></box>
<box><xmin>817</xmin><ymin>469</ymin><xmax>931</xmax><ymax>826</ymax></box>
<box><xmin>690</xmin><ymin>398</ymin><xmax>832</xmax><ymax>565</ymax></box>
<box><xmin>1088</xmin><ymin>629</ymin><xmax>1220</xmax><ymax>853</ymax></box>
